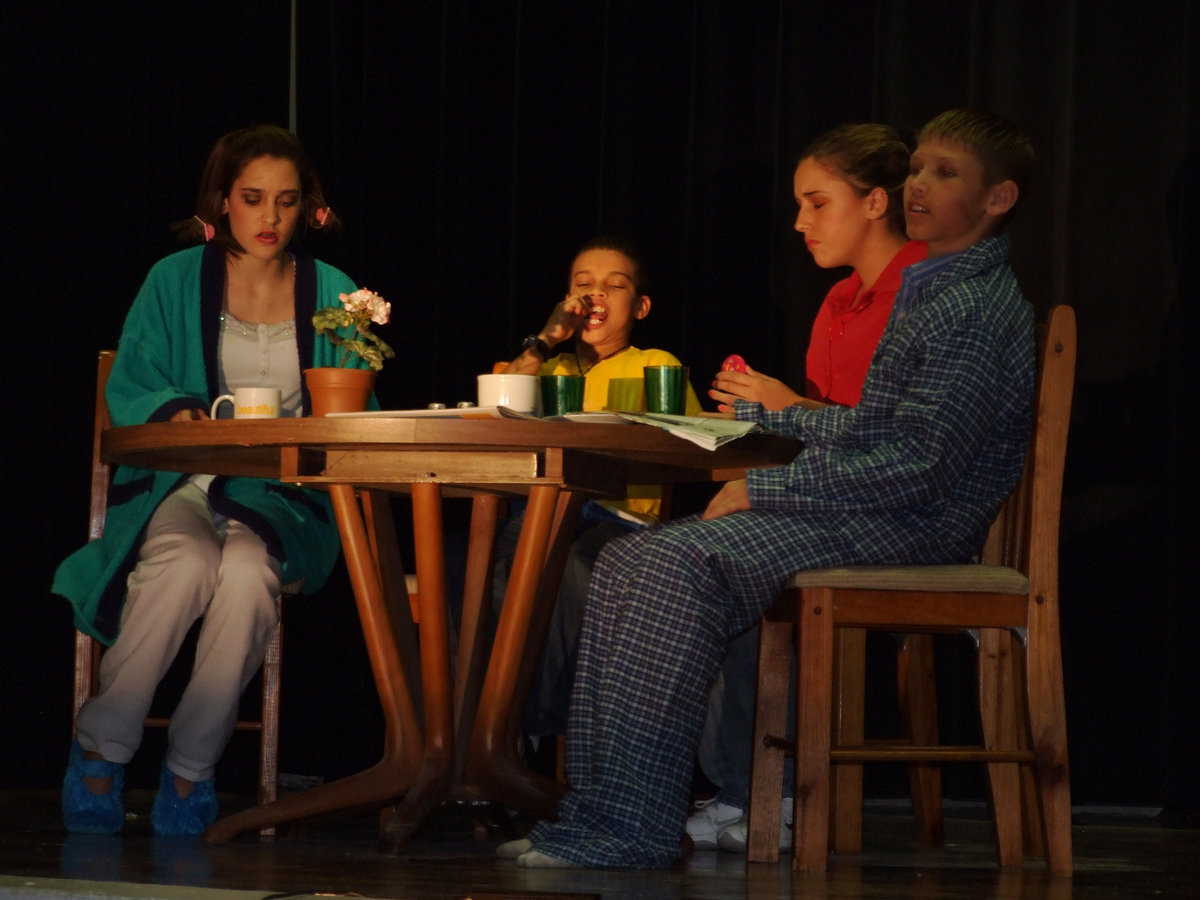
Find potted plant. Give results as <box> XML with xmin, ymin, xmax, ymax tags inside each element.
<box><xmin>306</xmin><ymin>288</ymin><xmax>395</xmax><ymax>415</ymax></box>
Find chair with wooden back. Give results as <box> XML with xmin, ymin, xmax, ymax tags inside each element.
<box><xmin>746</xmin><ymin>305</ymin><xmax>1076</xmax><ymax>876</ymax></box>
<box><xmin>72</xmin><ymin>349</ymin><xmax>284</xmax><ymax>833</ymax></box>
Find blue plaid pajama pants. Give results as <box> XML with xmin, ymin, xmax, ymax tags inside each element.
<box><xmin>526</xmin><ymin>508</ymin><xmax>872</xmax><ymax>868</ymax></box>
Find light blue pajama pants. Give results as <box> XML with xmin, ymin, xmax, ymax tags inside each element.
<box><xmin>75</xmin><ymin>481</ymin><xmax>281</xmax><ymax>783</ymax></box>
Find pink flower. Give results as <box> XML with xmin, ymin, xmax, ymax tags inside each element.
<box><xmin>338</xmin><ymin>288</ymin><xmax>391</xmax><ymax>325</ymax></box>
<box><xmin>318</xmin><ymin>287</ymin><xmax>395</xmax><ymax>370</ymax></box>
<box><xmin>370</xmin><ymin>299</ymin><xmax>391</xmax><ymax>325</ymax></box>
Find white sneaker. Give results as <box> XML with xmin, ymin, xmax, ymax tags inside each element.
<box><xmin>716</xmin><ymin>797</ymin><xmax>794</xmax><ymax>853</ymax></box>
<box><xmin>685</xmin><ymin>798</ymin><xmax>744</xmax><ymax>850</ymax></box>
<box><xmin>496</xmin><ymin>837</ymin><xmax>533</xmax><ymax>859</ymax></box>
<box><xmin>516</xmin><ymin>849</ymin><xmax>573</xmax><ymax>868</ymax></box>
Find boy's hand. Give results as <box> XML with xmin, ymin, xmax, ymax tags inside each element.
<box><xmin>505</xmin><ymin>293</ymin><xmax>595</xmax><ymax>374</ymax></box>
<box><xmin>702</xmin><ymin>478</ymin><xmax>751</xmax><ymax>520</ymax></box>
<box><xmin>541</xmin><ymin>293</ymin><xmax>594</xmax><ymax>346</ymax></box>
<box><xmin>709</xmin><ymin>362</ymin><xmax>804</xmax><ymax>412</ymax></box>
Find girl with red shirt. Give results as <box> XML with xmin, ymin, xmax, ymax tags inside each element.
<box><xmin>692</xmin><ymin>123</ymin><xmax>925</xmax><ymax>853</ymax></box>
<box><xmin>710</xmin><ymin>123</ymin><xmax>926</xmax><ymax>413</ymax></box>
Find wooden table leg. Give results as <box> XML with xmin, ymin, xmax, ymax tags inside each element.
<box><xmin>378</xmin><ymin>481</ymin><xmax>458</xmax><ymax>851</ymax></box>
<box><xmin>362</xmin><ymin>490</ymin><xmax>422</xmax><ymax>700</ymax></box>
<box><xmin>204</xmin><ymin>484</ymin><xmax>424</xmax><ymax>843</ymax></box>
<box><xmin>453</xmin><ymin>494</ymin><xmax>502</xmax><ymax>775</ymax></box>
<box><xmin>503</xmin><ymin>489</ymin><xmax>584</xmax><ymax>773</ymax></box>
<box><xmin>464</xmin><ymin>484</ymin><xmax>573</xmax><ymax>817</ymax></box>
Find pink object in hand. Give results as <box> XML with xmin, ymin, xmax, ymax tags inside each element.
<box><xmin>721</xmin><ymin>354</ymin><xmax>747</xmax><ymax>373</ymax></box>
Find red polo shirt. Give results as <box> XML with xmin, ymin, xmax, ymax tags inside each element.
<box><xmin>804</xmin><ymin>240</ymin><xmax>928</xmax><ymax>406</ymax></box>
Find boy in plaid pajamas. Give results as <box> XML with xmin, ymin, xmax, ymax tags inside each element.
<box><xmin>502</xmin><ymin>109</ymin><xmax>1038</xmax><ymax>869</ymax></box>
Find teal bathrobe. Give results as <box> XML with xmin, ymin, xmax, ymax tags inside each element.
<box><xmin>53</xmin><ymin>243</ymin><xmax>371</xmax><ymax>644</ymax></box>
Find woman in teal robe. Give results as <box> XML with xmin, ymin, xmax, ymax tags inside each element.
<box><xmin>54</xmin><ymin>125</ymin><xmax>371</xmax><ymax>836</ymax></box>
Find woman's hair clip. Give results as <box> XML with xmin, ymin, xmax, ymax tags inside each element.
<box><xmin>314</xmin><ymin>206</ymin><xmax>330</xmax><ymax>227</ymax></box>
<box><xmin>194</xmin><ymin>216</ymin><xmax>215</xmax><ymax>242</ymax></box>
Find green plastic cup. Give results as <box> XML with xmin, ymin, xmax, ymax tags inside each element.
<box><xmin>540</xmin><ymin>374</ymin><xmax>586</xmax><ymax>416</ymax></box>
<box><xmin>605</xmin><ymin>377</ymin><xmax>646</xmax><ymax>412</ymax></box>
<box><xmin>644</xmin><ymin>365</ymin><xmax>687</xmax><ymax>414</ymax></box>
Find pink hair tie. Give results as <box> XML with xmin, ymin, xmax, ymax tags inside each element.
<box><xmin>314</xmin><ymin>206</ymin><xmax>330</xmax><ymax>227</ymax></box>
<box><xmin>194</xmin><ymin>216</ymin><xmax>215</xmax><ymax>242</ymax></box>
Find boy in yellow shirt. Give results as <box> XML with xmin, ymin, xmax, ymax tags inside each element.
<box><xmin>498</xmin><ymin>235</ymin><xmax>700</xmax><ymax>737</ymax></box>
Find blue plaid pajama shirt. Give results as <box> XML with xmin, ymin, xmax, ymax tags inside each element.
<box><xmin>527</xmin><ymin>235</ymin><xmax>1036</xmax><ymax>868</ymax></box>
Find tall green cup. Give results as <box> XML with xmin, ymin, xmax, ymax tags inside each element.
<box><xmin>540</xmin><ymin>374</ymin><xmax>586</xmax><ymax>416</ymax></box>
<box><xmin>644</xmin><ymin>365</ymin><xmax>687</xmax><ymax>414</ymax></box>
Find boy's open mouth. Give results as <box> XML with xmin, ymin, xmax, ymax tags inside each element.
<box><xmin>586</xmin><ymin>302</ymin><xmax>608</xmax><ymax>327</ymax></box>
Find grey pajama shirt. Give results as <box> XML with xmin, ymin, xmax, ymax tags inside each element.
<box><xmin>526</xmin><ymin>235</ymin><xmax>1036</xmax><ymax>868</ymax></box>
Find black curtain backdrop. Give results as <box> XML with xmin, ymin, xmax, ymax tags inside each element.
<box><xmin>4</xmin><ymin>0</ymin><xmax>1197</xmax><ymax>816</ymax></box>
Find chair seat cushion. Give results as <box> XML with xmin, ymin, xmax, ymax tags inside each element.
<box><xmin>786</xmin><ymin>564</ymin><xmax>1030</xmax><ymax>594</ymax></box>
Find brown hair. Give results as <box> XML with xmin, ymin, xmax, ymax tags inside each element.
<box><xmin>176</xmin><ymin>124</ymin><xmax>340</xmax><ymax>254</ymax></box>
<box><xmin>802</xmin><ymin>123</ymin><xmax>911</xmax><ymax>234</ymax></box>
<box><xmin>916</xmin><ymin>109</ymin><xmax>1034</xmax><ymax>202</ymax></box>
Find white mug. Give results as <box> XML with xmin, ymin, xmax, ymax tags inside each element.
<box><xmin>477</xmin><ymin>373</ymin><xmax>539</xmax><ymax>414</ymax></box>
<box><xmin>211</xmin><ymin>386</ymin><xmax>283</xmax><ymax>419</ymax></box>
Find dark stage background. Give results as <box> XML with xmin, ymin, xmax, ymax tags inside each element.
<box><xmin>4</xmin><ymin>1</ymin><xmax>1197</xmax><ymax>817</ymax></box>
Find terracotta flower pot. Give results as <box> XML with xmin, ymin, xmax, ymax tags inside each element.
<box><xmin>305</xmin><ymin>367</ymin><xmax>376</xmax><ymax>416</ymax></box>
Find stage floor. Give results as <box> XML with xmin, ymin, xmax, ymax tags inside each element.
<box><xmin>1</xmin><ymin>789</ymin><xmax>1197</xmax><ymax>899</ymax></box>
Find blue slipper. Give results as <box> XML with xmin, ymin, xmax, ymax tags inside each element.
<box><xmin>62</xmin><ymin>740</ymin><xmax>124</xmax><ymax>834</ymax></box>
<box><xmin>151</xmin><ymin>761</ymin><xmax>218</xmax><ymax>836</ymax></box>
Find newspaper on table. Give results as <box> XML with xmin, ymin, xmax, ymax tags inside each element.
<box><xmin>615</xmin><ymin>412</ymin><xmax>761</xmax><ymax>450</ymax></box>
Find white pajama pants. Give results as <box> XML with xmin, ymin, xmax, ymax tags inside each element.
<box><xmin>75</xmin><ymin>481</ymin><xmax>281</xmax><ymax>782</ymax></box>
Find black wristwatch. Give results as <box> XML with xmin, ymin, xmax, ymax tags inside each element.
<box><xmin>520</xmin><ymin>334</ymin><xmax>552</xmax><ymax>360</ymax></box>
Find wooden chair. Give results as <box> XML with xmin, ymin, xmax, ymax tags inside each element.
<box><xmin>72</xmin><ymin>350</ymin><xmax>284</xmax><ymax>833</ymax></box>
<box><xmin>747</xmin><ymin>305</ymin><xmax>1076</xmax><ymax>876</ymax></box>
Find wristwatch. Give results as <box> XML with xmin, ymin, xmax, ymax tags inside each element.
<box><xmin>520</xmin><ymin>334</ymin><xmax>552</xmax><ymax>360</ymax></box>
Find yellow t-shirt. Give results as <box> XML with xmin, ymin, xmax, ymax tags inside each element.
<box><xmin>539</xmin><ymin>346</ymin><xmax>703</xmax><ymax>521</ymax></box>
